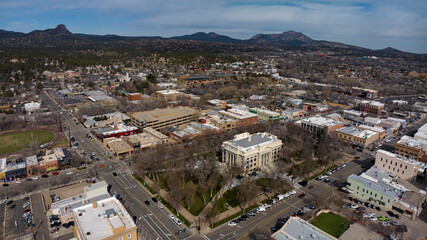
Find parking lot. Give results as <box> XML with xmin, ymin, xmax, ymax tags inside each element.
<box><xmin>1</xmin><ymin>197</ymin><xmax>33</xmax><ymax>240</ymax></box>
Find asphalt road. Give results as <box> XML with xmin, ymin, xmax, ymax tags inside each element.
<box><xmin>104</xmin><ymin>172</ymin><xmax>192</xmax><ymax>240</ymax></box>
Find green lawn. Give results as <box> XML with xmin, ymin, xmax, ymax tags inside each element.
<box><xmin>311</xmin><ymin>212</ymin><xmax>350</xmax><ymax>237</ymax></box>
<box><xmin>0</xmin><ymin>130</ymin><xmax>54</xmax><ymax>154</ymax></box>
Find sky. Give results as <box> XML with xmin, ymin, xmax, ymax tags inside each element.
<box><xmin>1</xmin><ymin>0</ymin><xmax>426</xmax><ymax>53</ymax></box>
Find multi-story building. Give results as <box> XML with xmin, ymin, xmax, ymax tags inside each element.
<box><xmin>130</xmin><ymin>107</ymin><xmax>197</xmax><ymax>130</ymax></box>
<box><xmin>52</xmin><ymin>181</ymin><xmax>110</xmax><ymax>224</ymax></box>
<box><xmin>335</xmin><ymin>127</ymin><xmax>378</xmax><ymax>147</ymax></box>
<box><xmin>221</xmin><ymin>132</ymin><xmax>282</xmax><ymax>173</ymax></box>
<box><xmin>249</xmin><ymin>108</ymin><xmax>281</xmax><ymax>122</ymax></box>
<box><xmin>357</xmin><ymin>125</ymin><xmax>386</xmax><ymax>141</ymax></box>
<box><xmin>207</xmin><ymin>99</ymin><xmax>227</xmax><ymax>109</ymax></box>
<box><xmin>0</xmin><ymin>158</ymin><xmax>27</xmax><ymax>182</ymax></box>
<box><xmin>72</xmin><ymin>197</ymin><xmax>137</xmax><ymax>240</ymax></box>
<box><xmin>360</xmin><ymin>100</ymin><xmax>384</xmax><ymax>115</ymax></box>
<box><xmin>127</xmin><ymin>93</ymin><xmax>142</xmax><ymax>102</ymax></box>
<box><xmin>154</xmin><ymin>89</ymin><xmax>185</xmax><ymax>101</ymax></box>
<box><xmin>297</xmin><ymin>115</ymin><xmax>344</xmax><ymax>134</ymax></box>
<box><xmin>123</xmin><ymin>127</ymin><xmax>169</xmax><ymax>149</ymax></box>
<box><xmin>219</xmin><ymin>108</ymin><xmax>258</xmax><ymax>127</ymax></box>
<box><xmin>375</xmin><ymin>150</ymin><xmax>419</xmax><ymax>179</ymax></box>
<box><xmin>415</xmin><ymin>123</ymin><xmax>427</xmax><ymax>141</ymax></box>
<box><xmin>25</xmin><ymin>155</ymin><xmax>38</xmax><ymax>176</ymax></box>
<box><xmin>351</xmin><ymin>87</ymin><xmax>379</xmax><ymax>99</ymax></box>
<box><xmin>281</xmin><ymin>108</ymin><xmax>304</xmax><ymax>121</ymax></box>
<box><xmin>206</xmin><ymin>114</ymin><xmax>237</xmax><ymax>131</ymax></box>
<box><xmin>395</xmin><ymin>136</ymin><xmax>427</xmax><ymax>163</ymax></box>
<box><xmin>347</xmin><ymin>166</ymin><xmax>425</xmax><ymax>219</ymax></box>
<box><xmin>38</xmin><ymin>153</ymin><xmax>59</xmax><ymax>173</ymax></box>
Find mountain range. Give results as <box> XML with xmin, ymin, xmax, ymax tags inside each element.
<box><xmin>0</xmin><ymin>24</ymin><xmax>420</xmax><ymax>58</ymax></box>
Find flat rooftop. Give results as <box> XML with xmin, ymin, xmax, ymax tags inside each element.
<box><xmin>397</xmin><ymin>135</ymin><xmax>427</xmax><ymax>151</ymax></box>
<box><xmin>226</xmin><ymin>132</ymin><xmax>279</xmax><ymax>152</ymax></box>
<box><xmin>73</xmin><ymin>197</ymin><xmax>136</xmax><ymax>240</ymax></box>
<box><xmin>272</xmin><ymin>216</ymin><xmax>337</xmax><ymax>240</ymax></box>
<box><xmin>219</xmin><ymin>108</ymin><xmax>257</xmax><ymax>120</ymax></box>
<box><xmin>336</xmin><ymin>127</ymin><xmax>377</xmax><ymax>139</ymax></box>
<box><xmin>131</xmin><ymin>107</ymin><xmax>196</xmax><ymax>122</ymax></box>
<box><xmin>300</xmin><ymin>115</ymin><xmax>342</xmax><ymax>128</ymax></box>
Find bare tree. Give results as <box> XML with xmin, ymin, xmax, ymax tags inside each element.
<box><xmin>183</xmin><ymin>182</ymin><xmax>197</xmax><ymax>210</ymax></box>
<box><xmin>236</xmin><ymin>179</ymin><xmax>259</xmax><ymax>212</ymax></box>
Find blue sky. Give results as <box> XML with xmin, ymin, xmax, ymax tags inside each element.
<box><xmin>1</xmin><ymin>0</ymin><xmax>426</xmax><ymax>53</ymax></box>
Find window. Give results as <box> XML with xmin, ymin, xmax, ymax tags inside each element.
<box><xmin>357</xmin><ymin>186</ymin><xmax>359</xmax><ymax>190</ymax></box>
<box><xmin>128</xmin><ymin>234</ymin><xmax>132</xmax><ymax>239</ymax></box>
<box><xmin>402</xmin><ymin>170</ymin><xmax>404</xmax><ymax>174</ymax></box>
<box><xmin>381</xmin><ymin>196</ymin><xmax>383</xmax><ymax>200</ymax></box>
<box><xmin>405</xmin><ymin>165</ymin><xmax>407</xmax><ymax>169</ymax></box>
<box><xmin>120</xmin><ymin>237</ymin><xmax>123</xmax><ymax>240</ymax></box>
<box><xmin>375</xmin><ymin>194</ymin><xmax>377</xmax><ymax>197</ymax></box>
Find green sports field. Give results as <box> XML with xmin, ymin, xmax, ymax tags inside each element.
<box><xmin>0</xmin><ymin>130</ymin><xmax>54</xmax><ymax>155</ymax></box>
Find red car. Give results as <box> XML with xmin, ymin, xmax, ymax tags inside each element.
<box><xmin>52</xmin><ymin>172</ymin><xmax>59</xmax><ymax>175</ymax></box>
<box><xmin>299</xmin><ymin>194</ymin><xmax>306</xmax><ymax>198</ymax></box>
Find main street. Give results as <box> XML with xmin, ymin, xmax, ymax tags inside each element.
<box><xmin>38</xmin><ymin>91</ymin><xmax>192</xmax><ymax>240</ymax></box>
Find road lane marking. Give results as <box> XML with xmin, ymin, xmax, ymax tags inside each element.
<box><xmin>236</xmin><ymin>198</ymin><xmax>304</xmax><ymax>240</ymax></box>
<box><xmin>147</xmin><ymin>214</ymin><xmax>172</xmax><ymax>240</ymax></box>
<box><xmin>141</xmin><ymin>215</ymin><xmax>163</xmax><ymax>240</ymax></box>
<box><xmin>111</xmin><ymin>176</ymin><xmax>179</xmax><ymax>240</ymax></box>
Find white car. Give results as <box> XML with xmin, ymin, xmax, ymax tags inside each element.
<box><xmin>370</xmin><ymin>217</ymin><xmax>378</xmax><ymax>221</ymax></box>
<box><xmin>0</xmin><ymin>199</ymin><xmax>6</xmax><ymax>205</ymax></box>
<box><xmin>257</xmin><ymin>207</ymin><xmax>266</xmax><ymax>212</ymax></box>
<box><xmin>158</xmin><ymin>203</ymin><xmax>163</xmax><ymax>209</ymax></box>
<box><xmin>15</xmin><ymin>180</ymin><xmax>22</xmax><ymax>184</ymax></box>
<box><xmin>168</xmin><ymin>214</ymin><xmax>175</xmax><ymax>220</ymax></box>
<box><xmin>350</xmin><ymin>204</ymin><xmax>359</xmax><ymax>209</ymax></box>
<box><xmin>228</xmin><ymin>221</ymin><xmax>237</xmax><ymax>226</ymax></box>
<box><xmin>382</xmin><ymin>222</ymin><xmax>390</xmax><ymax>226</ymax></box>
<box><xmin>32</xmin><ymin>176</ymin><xmax>39</xmax><ymax>180</ymax></box>
<box><xmin>66</xmin><ymin>171</ymin><xmax>73</xmax><ymax>175</ymax></box>
<box><xmin>22</xmin><ymin>202</ymin><xmax>30</xmax><ymax>208</ymax></box>
<box><xmin>174</xmin><ymin>218</ymin><xmax>182</xmax><ymax>225</ymax></box>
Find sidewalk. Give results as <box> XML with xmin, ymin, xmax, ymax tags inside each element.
<box><xmin>142</xmin><ymin>176</ymin><xmax>197</xmax><ymax>224</ymax></box>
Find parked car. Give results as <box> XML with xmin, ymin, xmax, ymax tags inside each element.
<box><xmin>169</xmin><ymin>214</ymin><xmax>175</xmax><ymax>219</ymax></box>
<box><xmin>174</xmin><ymin>218</ymin><xmax>182</xmax><ymax>225</ymax></box>
<box><xmin>158</xmin><ymin>203</ymin><xmax>163</xmax><ymax>209</ymax></box>
<box><xmin>52</xmin><ymin>172</ymin><xmax>59</xmax><ymax>175</ymax></box>
<box><xmin>144</xmin><ymin>201</ymin><xmax>150</xmax><ymax>206</ymax></box>
<box><xmin>42</xmin><ymin>174</ymin><xmax>49</xmax><ymax>178</ymax></box>
<box><xmin>378</xmin><ymin>216</ymin><xmax>389</xmax><ymax>221</ymax></box>
<box><xmin>298</xmin><ymin>194</ymin><xmax>306</xmax><ymax>198</ymax></box>
<box><xmin>228</xmin><ymin>221</ymin><xmax>237</xmax><ymax>226</ymax></box>
<box><xmin>324</xmin><ymin>179</ymin><xmax>331</xmax><ymax>183</ymax></box>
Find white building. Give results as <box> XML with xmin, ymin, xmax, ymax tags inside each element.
<box><xmin>72</xmin><ymin>197</ymin><xmax>137</xmax><ymax>240</ymax></box>
<box><xmin>296</xmin><ymin>115</ymin><xmax>343</xmax><ymax>133</ymax></box>
<box><xmin>24</xmin><ymin>102</ymin><xmax>41</xmax><ymax>114</ymax></box>
<box><xmin>221</xmin><ymin>132</ymin><xmax>282</xmax><ymax>173</ymax></box>
<box><xmin>415</xmin><ymin>123</ymin><xmax>427</xmax><ymax>141</ymax></box>
<box><xmin>272</xmin><ymin>216</ymin><xmax>337</xmax><ymax>240</ymax></box>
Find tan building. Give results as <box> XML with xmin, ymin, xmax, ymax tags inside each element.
<box><xmin>249</xmin><ymin>108</ymin><xmax>281</xmax><ymax>121</ymax></box>
<box><xmin>207</xmin><ymin>114</ymin><xmax>237</xmax><ymax>131</ymax></box>
<box><xmin>207</xmin><ymin>99</ymin><xmax>227</xmax><ymax>109</ymax></box>
<box><xmin>297</xmin><ymin>115</ymin><xmax>344</xmax><ymax>134</ymax></box>
<box><xmin>360</xmin><ymin>100</ymin><xmax>384</xmax><ymax>115</ymax></box>
<box><xmin>375</xmin><ymin>150</ymin><xmax>419</xmax><ymax>179</ymax></box>
<box><xmin>395</xmin><ymin>135</ymin><xmax>427</xmax><ymax>163</ymax></box>
<box><xmin>222</xmin><ymin>132</ymin><xmax>282</xmax><ymax>173</ymax></box>
<box><xmin>357</xmin><ymin>125</ymin><xmax>386</xmax><ymax>141</ymax></box>
<box><xmin>130</xmin><ymin>107</ymin><xmax>197</xmax><ymax>130</ymax></box>
<box><xmin>72</xmin><ymin>197</ymin><xmax>137</xmax><ymax>240</ymax></box>
<box><xmin>154</xmin><ymin>89</ymin><xmax>185</xmax><ymax>101</ymax></box>
<box><xmin>335</xmin><ymin>127</ymin><xmax>378</xmax><ymax>147</ymax></box>
<box><xmin>104</xmin><ymin>138</ymin><xmax>133</xmax><ymax>156</ymax></box>
<box><xmin>123</xmin><ymin>127</ymin><xmax>169</xmax><ymax>149</ymax></box>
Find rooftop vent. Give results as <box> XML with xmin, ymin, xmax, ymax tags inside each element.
<box><xmin>299</xmin><ymin>236</ymin><xmax>304</xmax><ymax>239</ymax></box>
<box><xmin>310</xmin><ymin>234</ymin><xmax>315</xmax><ymax>238</ymax></box>
<box><xmin>86</xmin><ymin>232</ymin><xmax>91</xmax><ymax>236</ymax></box>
